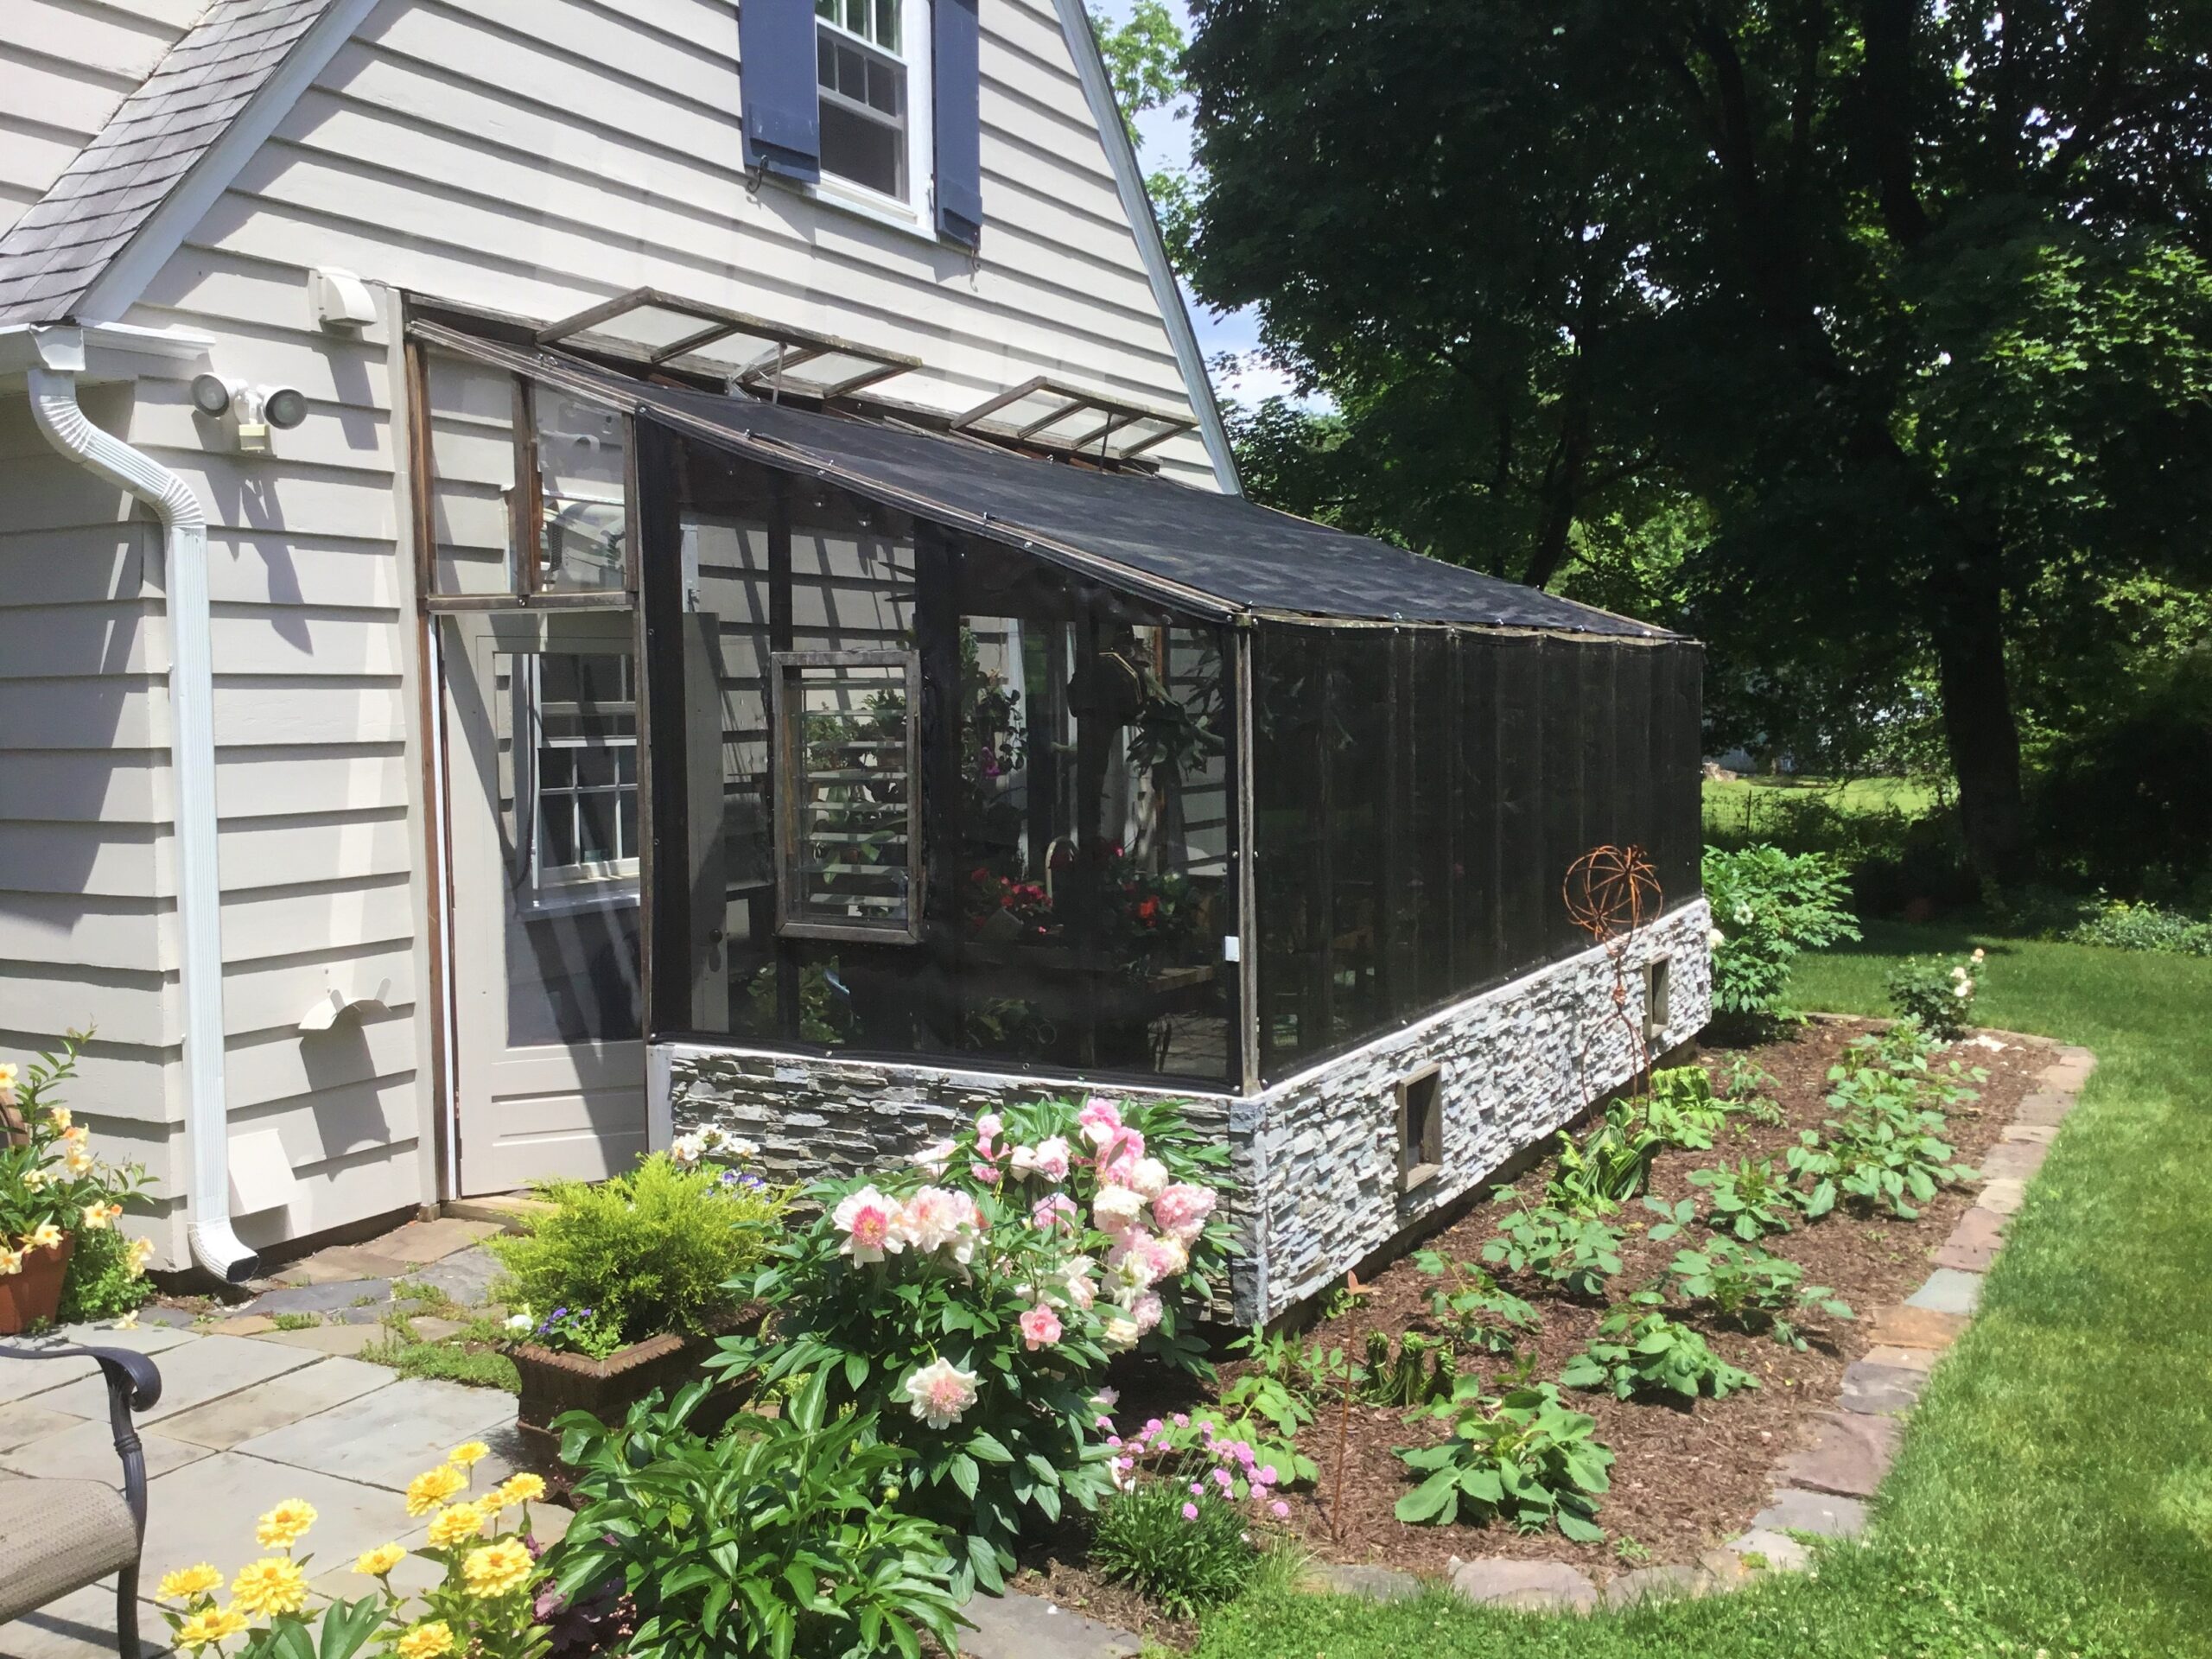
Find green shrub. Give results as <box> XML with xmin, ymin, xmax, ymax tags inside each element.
<box><xmin>1686</xmin><ymin>1158</ymin><xmax>1798</xmax><ymax>1239</ymax></box>
<box><xmin>1702</xmin><ymin>844</ymin><xmax>1862</xmax><ymax>1026</ymax></box>
<box><xmin>1885</xmin><ymin>950</ymin><xmax>1983</xmax><ymax>1039</ymax></box>
<box><xmin>488</xmin><ymin>1153</ymin><xmax>791</xmax><ymax>1353</ymax></box>
<box><xmin>1560</xmin><ymin>1296</ymin><xmax>1759</xmax><ymax>1401</ymax></box>
<box><xmin>552</xmin><ymin>1377</ymin><xmax>963</xmax><ymax>1659</ymax></box>
<box><xmin>56</xmin><ymin>1223</ymin><xmax>152</xmax><ymax>1325</ymax></box>
<box><xmin>1669</xmin><ymin>1238</ymin><xmax>1851</xmax><ymax>1348</ymax></box>
<box><xmin>1413</xmin><ymin>1250</ymin><xmax>1539</xmax><ymax>1356</ymax></box>
<box><xmin>2064</xmin><ymin>898</ymin><xmax>2212</xmax><ymax>956</ymax></box>
<box><xmin>1479</xmin><ymin>1202</ymin><xmax>1624</xmax><ymax>1298</ymax></box>
<box><xmin>1392</xmin><ymin>1381</ymin><xmax>1613</xmax><ymax>1538</ymax></box>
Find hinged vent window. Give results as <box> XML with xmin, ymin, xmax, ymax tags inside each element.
<box><xmin>774</xmin><ymin>649</ymin><xmax>923</xmax><ymax>941</ymax></box>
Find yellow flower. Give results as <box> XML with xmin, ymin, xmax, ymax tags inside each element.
<box><xmin>46</xmin><ymin>1104</ymin><xmax>68</xmax><ymax>1130</ymax></box>
<box><xmin>0</xmin><ymin>1247</ymin><xmax>21</xmax><ymax>1276</ymax></box>
<box><xmin>27</xmin><ymin>1221</ymin><xmax>63</xmax><ymax>1250</ymax></box>
<box><xmin>447</xmin><ymin>1440</ymin><xmax>492</xmax><ymax>1468</ymax></box>
<box><xmin>254</xmin><ymin>1498</ymin><xmax>317</xmax><ymax>1549</ymax></box>
<box><xmin>425</xmin><ymin>1502</ymin><xmax>487</xmax><ymax>1548</ymax></box>
<box><xmin>461</xmin><ymin>1539</ymin><xmax>534</xmax><ymax>1599</ymax></box>
<box><xmin>496</xmin><ymin>1472</ymin><xmax>546</xmax><ymax>1507</ymax></box>
<box><xmin>173</xmin><ymin>1605</ymin><xmax>250</xmax><ymax>1652</ymax></box>
<box><xmin>396</xmin><ymin>1622</ymin><xmax>454</xmax><ymax>1659</ymax></box>
<box><xmin>128</xmin><ymin>1236</ymin><xmax>156</xmax><ymax>1274</ymax></box>
<box><xmin>64</xmin><ymin>1148</ymin><xmax>93</xmax><ymax>1174</ymax></box>
<box><xmin>229</xmin><ymin>1557</ymin><xmax>308</xmax><ymax>1618</ymax></box>
<box><xmin>81</xmin><ymin>1201</ymin><xmax>122</xmax><ymax>1231</ymax></box>
<box><xmin>353</xmin><ymin>1543</ymin><xmax>407</xmax><ymax>1579</ymax></box>
<box><xmin>61</xmin><ymin>1123</ymin><xmax>87</xmax><ymax>1144</ymax></box>
<box><xmin>156</xmin><ymin>1564</ymin><xmax>225</xmax><ymax>1603</ymax></box>
<box><xmin>404</xmin><ymin>1464</ymin><xmax>468</xmax><ymax>1516</ymax></box>
<box><xmin>21</xmin><ymin>1168</ymin><xmax>49</xmax><ymax>1192</ymax></box>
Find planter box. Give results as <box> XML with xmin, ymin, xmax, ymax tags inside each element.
<box><xmin>0</xmin><ymin>1235</ymin><xmax>73</xmax><ymax>1336</ymax></box>
<box><xmin>510</xmin><ymin>1305</ymin><xmax>764</xmax><ymax>1446</ymax></box>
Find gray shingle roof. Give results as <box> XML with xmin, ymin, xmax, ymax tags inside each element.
<box><xmin>0</xmin><ymin>0</ymin><xmax>338</xmax><ymax>327</ymax></box>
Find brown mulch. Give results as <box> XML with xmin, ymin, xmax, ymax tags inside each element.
<box><xmin>1245</xmin><ymin>1019</ymin><xmax>2049</xmax><ymax>1582</ymax></box>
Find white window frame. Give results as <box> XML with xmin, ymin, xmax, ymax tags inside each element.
<box><xmin>811</xmin><ymin>0</ymin><xmax>935</xmax><ymax>228</ymax></box>
<box><xmin>516</xmin><ymin>650</ymin><xmax>642</xmax><ymax>915</ymax></box>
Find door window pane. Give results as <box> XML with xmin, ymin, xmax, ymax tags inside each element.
<box><xmin>534</xmin><ymin>385</ymin><xmax>629</xmax><ymax>593</ymax></box>
<box><xmin>775</xmin><ymin>652</ymin><xmax>920</xmax><ymax>939</ymax></box>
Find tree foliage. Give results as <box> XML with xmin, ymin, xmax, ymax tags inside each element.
<box><xmin>1183</xmin><ymin>0</ymin><xmax>2212</xmax><ymax>881</ymax></box>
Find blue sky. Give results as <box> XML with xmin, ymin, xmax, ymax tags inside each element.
<box><xmin>1094</xmin><ymin>0</ymin><xmax>1305</xmax><ymax>406</ymax></box>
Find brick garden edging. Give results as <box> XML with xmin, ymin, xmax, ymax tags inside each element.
<box><xmin>1419</xmin><ymin>1034</ymin><xmax>2099</xmax><ymax>1615</ymax></box>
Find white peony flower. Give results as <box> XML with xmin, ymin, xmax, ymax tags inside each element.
<box><xmin>669</xmin><ymin>1132</ymin><xmax>705</xmax><ymax>1166</ymax></box>
<box><xmin>1708</xmin><ymin>926</ymin><xmax>1726</xmax><ymax>950</ymax></box>
<box><xmin>1127</xmin><ymin>1157</ymin><xmax>1171</xmax><ymax>1199</ymax></box>
<box><xmin>909</xmin><ymin>1140</ymin><xmax>956</xmax><ymax>1178</ymax></box>
<box><xmin>902</xmin><ymin>1357</ymin><xmax>981</xmax><ymax>1429</ymax></box>
<box><xmin>1093</xmin><ymin>1185</ymin><xmax>1147</xmax><ymax>1234</ymax></box>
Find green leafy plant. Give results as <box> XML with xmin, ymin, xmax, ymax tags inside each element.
<box><xmin>1797</xmin><ymin>1114</ymin><xmax>1976</xmax><ymax>1220</ymax></box>
<box><xmin>1702</xmin><ymin>844</ymin><xmax>1862</xmax><ymax>1027</ymax></box>
<box><xmin>1546</xmin><ymin>1102</ymin><xmax>1666</xmax><ymax>1212</ymax></box>
<box><xmin>1392</xmin><ymin>1381</ymin><xmax>1614</xmax><ymax>1539</ymax></box>
<box><xmin>56</xmin><ymin>1222</ymin><xmax>153</xmax><ymax>1325</ymax></box>
<box><xmin>1687</xmin><ymin>1159</ymin><xmax>1799</xmax><ymax>1240</ymax></box>
<box><xmin>1716</xmin><ymin>1054</ymin><xmax>1788</xmax><ymax>1125</ymax></box>
<box><xmin>1</xmin><ymin>1037</ymin><xmax>156</xmax><ymax>1292</ymax></box>
<box><xmin>1090</xmin><ymin>1419</ymin><xmax>1274</xmax><ymax>1618</ymax></box>
<box><xmin>1216</xmin><ymin>1328</ymin><xmax>1320</xmax><ymax>1485</ymax></box>
<box><xmin>552</xmin><ymin>1377</ymin><xmax>963</xmax><ymax>1659</ymax></box>
<box><xmin>1886</xmin><ymin>949</ymin><xmax>1986</xmax><ymax>1040</ymax></box>
<box><xmin>1412</xmin><ymin>1250</ymin><xmax>1539</xmax><ymax>1355</ymax></box>
<box><xmin>1640</xmin><ymin>1066</ymin><xmax>1735</xmax><ymax>1151</ymax></box>
<box><xmin>1669</xmin><ymin>1238</ymin><xmax>1852</xmax><ymax>1349</ymax></box>
<box><xmin>1480</xmin><ymin>1202</ymin><xmax>1624</xmax><ymax>1298</ymax></box>
<box><xmin>1560</xmin><ymin>1295</ymin><xmax>1761</xmax><ymax>1401</ymax></box>
<box><xmin>1361</xmin><ymin>1331</ymin><xmax>1457</xmax><ymax>1408</ymax></box>
<box><xmin>489</xmin><ymin>1152</ymin><xmax>791</xmax><ymax>1354</ymax></box>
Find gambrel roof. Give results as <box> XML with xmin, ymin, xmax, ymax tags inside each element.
<box><xmin>0</xmin><ymin>0</ymin><xmax>345</xmax><ymax>327</ymax></box>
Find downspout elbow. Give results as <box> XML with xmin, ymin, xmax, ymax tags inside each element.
<box><xmin>27</xmin><ymin>365</ymin><xmax>260</xmax><ymax>1285</ymax></box>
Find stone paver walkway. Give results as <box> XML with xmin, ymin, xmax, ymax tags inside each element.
<box><xmin>1</xmin><ymin>1218</ymin><xmax>532</xmax><ymax>1659</ymax></box>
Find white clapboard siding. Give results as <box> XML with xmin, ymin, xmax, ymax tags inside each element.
<box><xmin>0</xmin><ymin>819</ymin><xmax>166</xmax><ymax>899</ymax></box>
<box><xmin>0</xmin><ymin>1</ymin><xmax>198</xmax><ymax>237</ymax></box>
<box><xmin>234</xmin><ymin>1122</ymin><xmax>425</xmax><ymax>1253</ymax></box>
<box><xmin>222</xmin><ymin>1006</ymin><xmax>418</xmax><ymax>1114</ymax></box>
<box><xmin>0</xmin><ymin>963</ymin><xmax>168</xmax><ymax>1048</ymax></box>
<box><xmin>224</xmin><ymin>943</ymin><xmax>418</xmax><ymax>1044</ymax></box>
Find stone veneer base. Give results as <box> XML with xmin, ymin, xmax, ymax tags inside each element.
<box><xmin>661</xmin><ymin>901</ymin><xmax>1713</xmax><ymax>1323</ymax></box>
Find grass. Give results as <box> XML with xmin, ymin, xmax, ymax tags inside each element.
<box><xmin>270</xmin><ymin>1312</ymin><xmax>321</xmax><ymax>1332</ymax></box>
<box><xmin>1192</xmin><ymin>923</ymin><xmax>2212</xmax><ymax>1658</ymax></box>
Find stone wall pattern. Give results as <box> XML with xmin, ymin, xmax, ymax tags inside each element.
<box><xmin>663</xmin><ymin>899</ymin><xmax>1713</xmax><ymax>1323</ymax></box>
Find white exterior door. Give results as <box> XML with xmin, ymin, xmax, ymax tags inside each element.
<box><xmin>441</xmin><ymin>612</ymin><xmax>647</xmax><ymax>1192</ymax></box>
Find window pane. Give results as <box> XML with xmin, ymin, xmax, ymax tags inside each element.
<box><xmin>875</xmin><ymin>0</ymin><xmax>900</xmax><ymax>51</ymax></box>
<box><xmin>578</xmin><ymin>791</ymin><xmax>617</xmax><ymax>862</ymax></box>
<box><xmin>533</xmin><ymin>385</ymin><xmax>628</xmax><ymax>593</ymax></box>
<box><xmin>424</xmin><ymin>353</ymin><xmax>517</xmax><ymax>596</ymax></box>
<box><xmin>820</xmin><ymin>101</ymin><xmax>903</xmax><ymax>195</ymax></box>
<box><xmin>540</xmin><ymin>797</ymin><xmax>576</xmax><ymax>867</ymax></box>
<box><xmin>865</xmin><ymin>55</ymin><xmax>901</xmax><ymax>114</ymax></box>
<box><xmin>781</xmin><ymin>655</ymin><xmax>917</xmax><ymax>935</ymax></box>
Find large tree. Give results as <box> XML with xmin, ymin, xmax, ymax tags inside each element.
<box><xmin>1182</xmin><ymin>0</ymin><xmax>2212</xmax><ymax>881</ymax></box>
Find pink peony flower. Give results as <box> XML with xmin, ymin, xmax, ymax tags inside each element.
<box><xmin>901</xmin><ymin>1186</ymin><xmax>983</xmax><ymax>1262</ymax></box>
<box><xmin>831</xmin><ymin>1186</ymin><xmax>905</xmax><ymax>1264</ymax></box>
<box><xmin>1092</xmin><ymin>1185</ymin><xmax>1147</xmax><ymax>1236</ymax></box>
<box><xmin>1127</xmin><ymin>1156</ymin><xmax>1171</xmax><ymax>1198</ymax></box>
<box><xmin>970</xmin><ymin>1160</ymin><xmax>1002</xmax><ymax>1186</ymax></box>
<box><xmin>1032</xmin><ymin>1135</ymin><xmax>1071</xmax><ymax>1183</ymax></box>
<box><xmin>1062</xmin><ymin>1257</ymin><xmax>1098</xmax><ymax>1310</ymax></box>
<box><xmin>976</xmin><ymin>1112</ymin><xmax>1004</xmax><ymax>1145</ymax></box>
<box><xmin>1077</xmin><ymin>1097</ymin><xmax>1123</xmax><ymax>1135</ymax></box>
<box><xmin>1032</xmin><ymin>1193</ymin><xmax>1079</xmax><ymax>1232</ymax></box>
<box><xmin>901</xmin><ymin>1357</ymin><xmax>980</xmax><ymax>1429</ymax></box>
<box><xmin>1018</xmin><ymin>1303</ymin><xmax>1063</xmax><ymax>1351</ymax></box>
<box><xmin>1152</xmin><ymin>1183</ymin><xmax>1217</xmax><ymax>1242</ymax></box>
<box><xmin>909</xmin><ymin>1140</ymin><xmax>956</xmax><ymax>1178</ymax></box>
<box><xmin>1132</xmin><ymin>1293</ymin><xmax>1165</xmax><ymax>1334</ymax></box>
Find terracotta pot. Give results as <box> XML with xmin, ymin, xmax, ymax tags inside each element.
<box><xmin>509</xmin><ymin>1302</ymin><xmax>766</xmax><ymax>1448</ymax></box>
<box><xmin>0</xmin><ymin>1234</ymin><xmax>74</xmax><ymax>1336</ymax></box>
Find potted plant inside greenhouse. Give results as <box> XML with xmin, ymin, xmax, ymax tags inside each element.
<box><xmin>492</xmin><ymin>1128</ymin><xmax>791</xmax><ymax>1442</ymax></box>
<box><xmin>0</xmin><ymin>1039</ymin><xmax>155</xmax><ymax>1335</ymax></box>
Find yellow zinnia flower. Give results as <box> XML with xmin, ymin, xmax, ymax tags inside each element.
<box><xmin>156</xmin><ymin>1564</ymin><xmax>225</xmax><ymax>1603</ymax></box>
<box><xmin>395</xmin><ymin>1622</ymin><xmax>454</xmax><ymax>1659</ymax></box>
<box><xmin>447</xmin><ymin>1440</ymin><xmax>491</xmax><ymax>1468</ymax></box>
<box><xmin>496</xmin><ymin>1472</ymin><xmax>546</xmax><ymax>1507</ymax></box>
<box><xmin>461</xmin><ymin>1539</ymin><xmax>533</xmax><ymax>1599</ymax></box>
<box><xmin>404</xmin><ymin>1464</ymin><xmax>468</xmax><ymax>1516</ymax></box>
<box><xmin>229</xmin><ymin>1557</ymin><xmax>308</xmax><ymax>1618</ymax></box>
<box><xmin>173</xmin><ymin>1605</ymin><xmax>250</xmax><ymax>1652</ymax></box>
<box><xmin>425</xmin><ymin>1502</ymin><xmax>487</xmax><ymax>1548</ymax></box>
<box><xmin>254</xmin><ymin>1498</ymin><xmax>317</xmax><ymax>1549</ymax></box>
<box><xmin>353</xmin><ymin>1543</ymin><xmax>407</xmax><ymax>1578</ymax></box>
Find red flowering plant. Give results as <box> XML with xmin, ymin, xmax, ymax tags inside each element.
<box><xmin>1095</xmin><ymin>847</ymin><xmax>1205</xmax><ymax>976</ymax></box>
<box><xmin>960</xmin><ymin>865</ymin><xmax>1058</xmax><ymax>943</ymax></box>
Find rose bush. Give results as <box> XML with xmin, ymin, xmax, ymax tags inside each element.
<box><xmin>715</xmin><ymin>1094</ymin><xmax>1230</xmax><ymax>1597</ymax></box>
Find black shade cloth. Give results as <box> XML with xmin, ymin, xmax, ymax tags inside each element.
<box><xmin>525</xmin><ymin>342</ymin><xmax>1672</xmax><ymax>636</ymax></box>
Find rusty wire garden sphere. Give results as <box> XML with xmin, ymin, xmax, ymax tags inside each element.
<box><xmin>1563</xmin><ymin>844</ymin><xmax>1663</xmax><ymax>943</ymax></box>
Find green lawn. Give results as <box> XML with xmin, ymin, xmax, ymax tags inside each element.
<box><xmin>1192</xmin><ymin>925</ymin><xmax>2212</xmax><ymax>1658</ymax></box>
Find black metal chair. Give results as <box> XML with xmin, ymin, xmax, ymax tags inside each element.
<box><xmin>0</xmin><ymin>1340</ymin><xmax>163</xmax><ymax>1659</ymax></box>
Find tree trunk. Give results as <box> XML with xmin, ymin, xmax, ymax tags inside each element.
<box><xmin>1929</xmin><ymin>560</ymin><xmax>2028</xmax><ymax>887</ymax></box>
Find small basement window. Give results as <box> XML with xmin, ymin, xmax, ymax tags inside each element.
<box><xmin>1396</xmin><ymin>1065</ymin><xmax>1443</xmax><ymax>1193</ymax></box>
<box><xmin>773</xmin><ymin>648</ymin><xmax>923</xmax><ymax>943</ymax></box>
<box><xmin>1644</xmin><ymin>956</ymin><xmax>1672</xmax><ymax>1040</ymax></box>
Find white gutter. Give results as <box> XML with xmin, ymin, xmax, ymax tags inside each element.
<box><xmin>17</xmin><ymin>327</ymin><xmax>258</xmax><ymax>1282</ymax></box>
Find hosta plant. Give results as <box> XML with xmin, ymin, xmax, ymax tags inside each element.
<box><xmin>1669</xmin><ymin>1239</ymin><xmax>1851</xmax><ymax>1349</ymax></box>
<box><xmin>1393</xmin><ymin>1381</ymin><xmax>1614</xmax><ymax>1540</ymax></box>
<box><xmin>1641</xmin><ymin>1066</ymin><xmax>1735</xmax><ymax>1150</ymax></box>
<box><xmin>1413</xmin><ymin>1249</ymin><xmax>1539</xmax><ymax>1355</ymax></box>
<box><xmin>1793</xmin><ymin>1118</ymin><xmax>1975</xmax><ymax>1221</ymax></box>
<box><xmin>1545</xmin><ymin>1103</ymin><xmax>1665</xmax><ymax>1212</ymax></box>
<box><xmin>1560</xmin><ymin>1294</ymin><xmax>1760</xmax><ymax>1402</ymax></box>
<box><xmin>1360</xmin><ymin>1331</ymin><xmax>1457</xmax><ymax>1408</ymax></box>
<box><xmin>1688</xmin><ymin>1159</ymin><xmax>1798</xmax><ymax>1240</ymax></box>
<box><xmin>553</xmin><ymin>1377</ymin><xmax>963</xmax><ymax>1659</ymax></box>
<box><xmin>1480</xmin><ymin>1201</ymin><xmax>1624</xmax><ymax>1299</ymax></box>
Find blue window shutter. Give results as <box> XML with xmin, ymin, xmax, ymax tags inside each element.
<box><xmin>741</xmin><ymin>0</ymin><xmax>821</xmax><ymax>181</ymax></box>
<box><xmin>933</xmin><ymin>0</ymin><xmax>982</xmax><ymax>245</ymax></box>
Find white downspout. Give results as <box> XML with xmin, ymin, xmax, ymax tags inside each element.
<box><xmin>27</xmin><ymin>364</ymin><xmax>260</xmax><ymax>1283</ymax></box>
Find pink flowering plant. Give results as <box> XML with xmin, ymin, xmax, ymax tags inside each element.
<box><xmin>715</xmin><ymin>1095</ymin><xmax>1230</xmax><ymax>1599</ymax></box>
<box><xmin>1089</xmin><ymin>1411</ymin><xmax>1288</xmax><ymax>1617</ymax></box>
